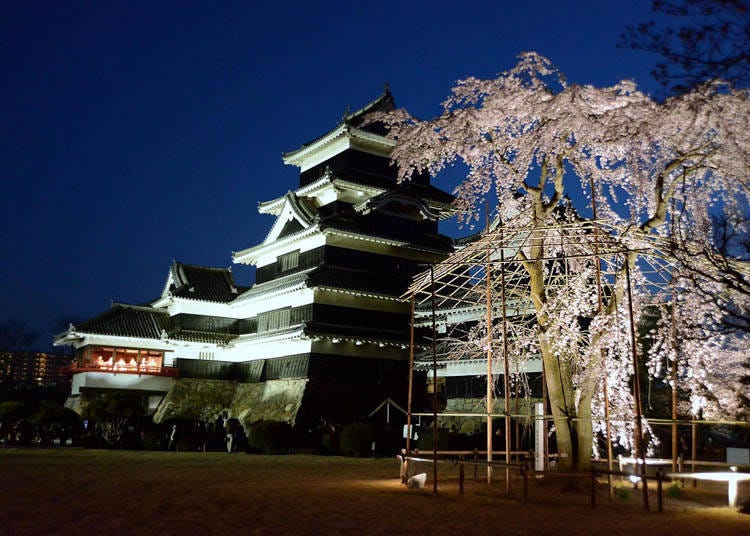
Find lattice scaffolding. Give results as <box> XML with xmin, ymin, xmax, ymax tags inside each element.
<box><xmin>401</xmin><ymin>210</ymin><xmax>680</xmax><ymax>487</ymax></box>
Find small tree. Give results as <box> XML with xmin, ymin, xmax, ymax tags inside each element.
<box><xmin>0</xmin><ymin>400</ymin><xmax>35</xmax><ymax>444</ymax></box>
<box><xmin>82</xmin><ymin>392</ymin><xmax>144</xmax><ymax>448</ymax></box>
<box><xmin>33</xmin><ymin>403</ymin><xmax>80</xmax><ymax>446</ymax></box>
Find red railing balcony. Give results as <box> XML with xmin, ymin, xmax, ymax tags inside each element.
<box><xmin>61</xmin><ymin>362</ymin><xmax>180</xmax><ymax>378</ymax></box>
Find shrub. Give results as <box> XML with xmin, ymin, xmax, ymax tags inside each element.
<box><xmin>33</xmin><ymin>404</ymin><xmax>80</xmax><ymax>446</ymax></box>
<box><xmin>315</xmin><ymin>424</ymin><xmax>339</xmax><ymax>454</ymax></box>
<box><xmin>666</xmin><ymin>481</ymin><xmax>684</xmax><ymax>499</ymax></box>
<box><xmin>340</xmin><ymin>422</ymin><xmax>377</xmax><ymax>457</ymax></box>
<box><xmin>613</xmin><ymin>486</ymin><xmax>631</xmax><ymax>501</ymax></box>
<box><xmin>246</xmin><ymin>421</ymin><xmax>295</xmax><ymax>454</ymax></box>
<box><xmin>0</xmin><ymin>400</ymin><xmax>36</xmax><ymax>445</ymax></box>
<box><xmin>82</xmin><ymin>392</ymin><xmax>145</xmax><ymax>448</ymax></box>
<box><xmin>0</xmin><ymin>400</ymin><xmax>35</xmax><ymax>424</ymax></box>
<box><xmin>140</xmin><ymin>424</ymin><xmax>163</xmax><ymax>450</ymax></box>
<box><xmin>176</xmin><ymin>434</ymin><xmax>203</xmax><ymax>452</ymax></box>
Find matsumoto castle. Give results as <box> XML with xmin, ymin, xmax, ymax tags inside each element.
<box><xmin>55</xmin><ymin>90</ymin><xmax>460</xmax><ymax>426</ymax></box>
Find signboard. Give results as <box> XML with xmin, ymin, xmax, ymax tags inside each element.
<box><xmin>726</xmin><ymin>447</ymin><xmax>750</xmax><ymax>465</ymax></box>
<box><xmin>403</xmin><ymin>424</ymin><xmax>419</xmax><ymax>440</ymax></box>
<box><xmin>534</xmin><ymin>402</ymin><xmax>544</xmax><ymax>472</ymax></box>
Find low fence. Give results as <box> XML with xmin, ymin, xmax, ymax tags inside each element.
<box><xmin>398</xmin><ymin>450</ymin><xmax>750</xmax><ymax>511</ymax></box>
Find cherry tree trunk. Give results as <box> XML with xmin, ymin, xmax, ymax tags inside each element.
<box><xmin>539</xmin><ymin>336</ymin><xmax>591</xmax><ymax>472</ymax></box>
<box><xmin>532</xmin><ymin>261</ymin><xmax>593</xmax><ymax>473</ymax></box>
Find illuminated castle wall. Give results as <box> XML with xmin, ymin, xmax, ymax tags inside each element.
<box><xmin>56</xmin><ymin>90</ymin><xmax>454</xmax><ymax>425</ymax></box>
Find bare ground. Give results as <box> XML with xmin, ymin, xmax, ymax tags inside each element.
<box><xmin>0</xmin><ymin>448</ymin><xmax>748</xmax><ymax>535</ymax></box>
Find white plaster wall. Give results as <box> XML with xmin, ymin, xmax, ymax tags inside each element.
<box><xmin>71</xmin><ymin>372</ymin><xmax>175</xmax><ymax>395</ymax></box>
<box><xmin>227</xmin><ymin>337</ymin><xmax>312</xmax><ymax>361</ymax></box>
<box><xmin>313</xmin><ymin>288</ymin><xmax>407</xmax><ymax>313</ymax></box>
<box><xmin>442</xmin><ymin>357</ymin><xmax>543</xmax><ymax>377</ymax></box>
<box><xmin>167</xmin><ymin>299</ymin><xmax>239</xmax><ymax>318</ymax></box>
<box><xmin>230</xmin><ymin>287</ymin><xmax>315</xmax><ymax>319</ymax></box>
<box><xmin>254</xmin><ymin>234</ymin><xmax>327</xmax><ymax>268</ymax></box>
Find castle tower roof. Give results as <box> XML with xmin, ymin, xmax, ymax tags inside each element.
<box><xmin>281</xmin><ymin>88</ymin><xmax>396</xmax><ymax>172</ymax></box>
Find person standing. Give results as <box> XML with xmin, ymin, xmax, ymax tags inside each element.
<box><xmin>168</xmin><ymin>424</ymin><xmax>178</xmax><ymax>451</ymax></box>
<box><xmin>226</xmin><ymin>420</ymin><xmax>234</xmax><ymax>453</ymax></box>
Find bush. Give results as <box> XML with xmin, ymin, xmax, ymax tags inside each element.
<box><xmin>82</xmin><ymin>392</ymin><xmax>145</xmax><ymax>448</ymax></box>
<box><xmin>140</xmin><ymin>424</ymin><xmax>163</xmax><ymax>451</ymax></box>
<box><xmin>176</xmin><ymin>434</ymin><xmax>203</xmax><ymax>452</ymax></box>
<box><xmin>613</xmin><ymin>486</ymin><xmax>631</xmax><ymax>501</ymax></box>
<box><xmin>0</xmin><ymin>400</ymin><xmax>36</xmax><ymax>445</ymax></box>
<box><xmin>340</xmin><ymin>422</ymin><xmax>377</xmax><ymax>457</ymax></box>
<box><xmin>666</xmin><ymin>481</ymin><xmax>684</xmax><ymax>499</ymax></box>
<box><xmin>33</xmin><ymin>404</ymin><xmax>80</xmax><ymax>446</ymax></box>
<box><xmin>315</xmin><ymin>424</ymin><xmax>338</xmax><ymax>454</ymax></box>
<box><xmin>0</xmin><ymin>400</ymin><xmax>35</xmax><ymax>423</ymax></box>
<box><xmin>246</xmin><ymin>421</ymin><xmax>295</xmax><ymax>454</ymax></box>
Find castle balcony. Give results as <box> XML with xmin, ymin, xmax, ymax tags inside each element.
<box><xmin>64</xmin><ymin>362</ymin><xmax>178</xmax><ymax>396</ymax></box>
<box><xmin>61</xmin><ymin>362</ymin><xmax>179</xmax><ymax>378</ymax></box>
<box><xmin>61</xmin><ymin>346</ymin><xmax>179</xmax><ymax>395</ymax></box>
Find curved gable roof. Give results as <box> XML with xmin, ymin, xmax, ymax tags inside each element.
<box><xmin>76</xmin><ymin>303</ymin><xmax>171</xmax><ymax>339</ymax></box>
<box><xmin>260</xmin><ymin>192</ymin><xmax>317</xmax><ymax>245</ymax></box>
<box><xmin>168</xmin><ymin>262</ymin><xmax>248</xmax><ymax>303</ymax></box>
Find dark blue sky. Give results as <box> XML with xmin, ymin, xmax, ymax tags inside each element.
<box><xmin>1</xmin><ymin>1</ymin><xmax>664</xmax><ymax>348</ymax></box>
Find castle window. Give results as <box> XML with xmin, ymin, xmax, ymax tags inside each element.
<box><xmin>199</xmin><ymin>351</ymin><xmax>215</xmax><ymax>361</ymax></box>
<box><xmin>82</xmin><ymin>346</ymin><xmax>164</xmax><ymax>372</ymax></box>
<box><xmin>258</xmin><ymin>308</ymin><xmax>291</xmax><ymax>332</ymax></box>
<box><xmin>279</xmin><ymin>250</ymin><xmax>300</xmax><ymax>272</ymax></box>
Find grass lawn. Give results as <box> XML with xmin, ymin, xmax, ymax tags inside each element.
<box><xmin>1</xmin><ymin>448</ymin><xmax>748</xmax><ymax>535</ymax></box>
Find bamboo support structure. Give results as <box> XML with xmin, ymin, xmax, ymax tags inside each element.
<box><xmin>485</xmin><ymin>236</ymin><xmax>494</xmax><ymax>484</ymax></box>
<box><xmin>430</xmin><ymin>265</ymin><xmax>438</xmax><ymax>495</ymax></box>
<box><xmin>590</xmin><ymin>177</ymin><xmax>613</xmax><ymax>499</ymax></box>
<box><xmin>406</xmin><ymin>297</ymin><xmax>415</xmax><ymax>456</ymax></box>
<box><xmin>499</xmin><ymin>216</ymin><xmax>512</xmax><ymax>494</ymax></box>
<box><xmin>625</xmin><ymin>257</ymin><xmax>649</xmax><ymax>511</ymax></box>
<box><xmin>671</xmin><ymin>298</ymin><xmax>679</xmax><ymax>473</ymax></box>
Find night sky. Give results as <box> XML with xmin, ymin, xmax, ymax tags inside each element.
<box><xmin>2</xmin><ymin>1</ymin><xmax>666</xmax><ymax>348</ymax></box>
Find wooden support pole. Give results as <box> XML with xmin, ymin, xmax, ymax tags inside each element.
<box><xmin>430</xmin><ymin>265</ymin><xmax>439</xmax><ymax>496</ymax></box>
<box><xmin>485</xmin><ymin>229</ymin><xmax>494</xmax><ymax>484</ymax></box>
<box><xmin>671</xmin><ymin>298</ymin><xmax>679</xmax><ymax>473</ymax></box>
<box><xmin>459</xmin><ymin>460</ymin><xmax>465</xmax><ymax>495</ymax></box>
<box><xmin>542</xmin><ymin>360</ymin><xmax>548</xmax><ymax>470</ymax></box>
<box><xmin>691</xmin><ymin>421</ymin><xmax>697</xmax><ymax>487</ymax></box>
<box><xmin>625</xmin><ymin>257</ymin><xmax>649</xmax><ymax>511</ymax></box>
<box><xmin>589</xmin><ymin>176</ymin><xmax>613</xmax><ymax>499</ymax></box>
<box><xmin>406</xmin><ymin>297</ymin><xmax>415</xmax><ymax>455</ymax></box>
<box><xmin>603</xmin><ymin>380</ymin><xmax>614</xmax><ymax>500</ymax></box>
<box><xmin>473</xmin><ymin>449</ymin><xmax>478</xmax><ymax>481</ymax></box>
<box><xmin>499</xmin><ymin>217</ymin><xmax>511</xmax><ymax>495</ymax></box>
<box><xmin>591</xmin><ymin>469</ymin><xmax>597</xmax><ymax>510</ymax></box>
<box><xmin>656</xmin><ymin>469</ymin><xmax>664</xmax><ymax>512</ymax></box>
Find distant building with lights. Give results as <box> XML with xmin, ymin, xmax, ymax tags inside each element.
<box><xmin>55</xmin><ymin>89</ymin><xmax>455</xmax><ymax>426</ymax></box>
<box><xmin>0</xmin><ymin>350</ymin><xmax>74</xmax><ymax>391</ymax></box>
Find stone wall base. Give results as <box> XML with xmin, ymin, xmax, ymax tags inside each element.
<box><xmin>442</xmin><ymin>397</ymin><xmax>543</xmax><ymax>434</ymax></box>
<box><xmin>152</xmin><ymin>378</ymin><xmax>307</xmax><ymax>429</ymax></box>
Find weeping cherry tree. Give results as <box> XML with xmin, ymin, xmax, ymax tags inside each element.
<box><xmin>376</xmin><ymin>52</ymin><xmax>750</xmax><ymax>471</ymax></box>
